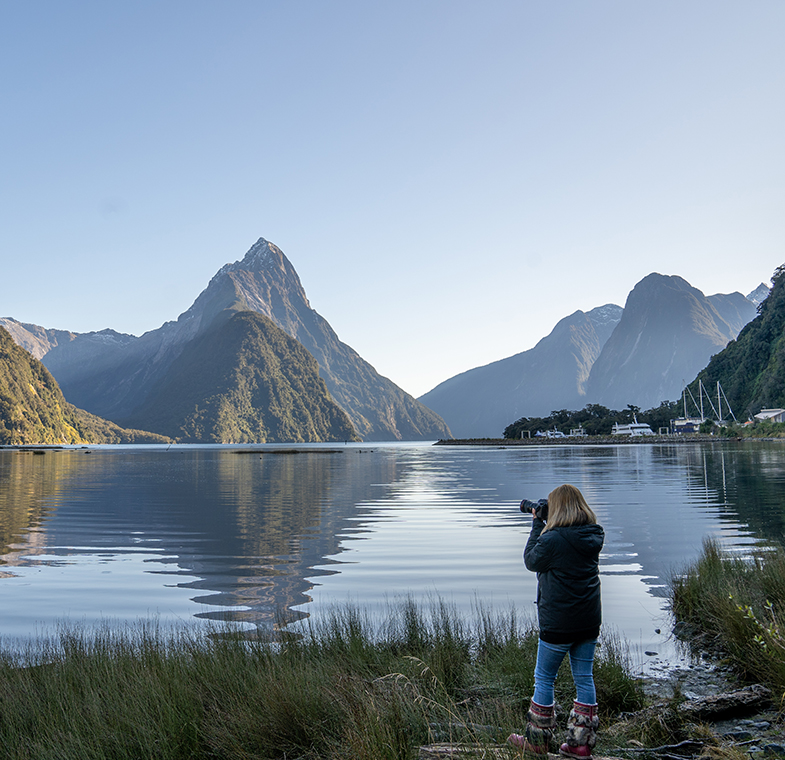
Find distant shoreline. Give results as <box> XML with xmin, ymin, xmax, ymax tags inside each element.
<box><xmin>436</xmin><ymin>435</ymin><xmax>744</xmax><ymax>446</ymax></box>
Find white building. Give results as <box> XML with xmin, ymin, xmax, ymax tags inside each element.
<box><xmin>754</xmin><ymin>409</ymin><xmax>785</xmax><ymax>424</ymax></box>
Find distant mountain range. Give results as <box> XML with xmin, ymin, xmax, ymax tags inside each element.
<box><xmin>2</xmin><ymin>238</ymin><xmax>451</xmax><ymax>443</ymax></box>
<box><xmin>419</xmin><ymin>304</ymin><xmax>623</xmax><ymax>439</ymax></box>
<box><xmin>419</xmin><ymin>273</ymin><xmax>764</xmax><ymax>438</ymax></box>
<box><xmin>2</xmin><ymin>235</ymin><xmax>775</xmax><ymax>444</ymax></box>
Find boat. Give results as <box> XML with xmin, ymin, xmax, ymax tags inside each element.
<box><xmin>611</xmin><ymin>420</ymin><xmax>655</xmax><ymax>436</ymax></box>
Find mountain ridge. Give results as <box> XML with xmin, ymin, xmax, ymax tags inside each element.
<box><xmin>418</xmin><ymin>303</ymin><xmax>623</xmax><ymax>438</ymax></box>
<box><xmin>420</xmin><ymin>272</ymin><xmax>759</xmax><ymax>437</ymax></box>
<box><xmin>120</xmin><ymin>311</ymin><xmax>359</xmax><ymax>443</ymax></box>
<box><xmin>585</xmin><ymin>273</ymin><xmax>756</xmax><ymax>410</ymax></box>
<box><xmin>7</xmin><ymin>238</ymin><xmax>451</xmax><ymax>442</ymax></box>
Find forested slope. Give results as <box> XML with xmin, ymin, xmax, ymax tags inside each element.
<box><xmin>0</xmin><ymin>327</ymin><xmax>170</xmax><ymax>445</ymax></box>
<box><xmin>688</xmin><ymin>265</ymin><xmax>785</xmax><ymax>418</ymax></box>
<box><xmin>121</xmin><ymin>311</ymin><xmax>359</xmax><ymax>443</ymax></box>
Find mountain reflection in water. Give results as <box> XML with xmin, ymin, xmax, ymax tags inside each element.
<box><xmin>0</xmin><ymin>442</ymin><xmax>782</xmax><ymax>664</ymax></box>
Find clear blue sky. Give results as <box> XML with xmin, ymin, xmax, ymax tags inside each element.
<box><xmin>2</xmin><ymin>2</ymin><xmax>783</xmax><ymax>397</ymax></box>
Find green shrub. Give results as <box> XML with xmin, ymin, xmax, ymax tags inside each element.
<box><xmin>670</xmin><ymin>538</ymin><xmax>785</xmax><ymax>692</ymax></box>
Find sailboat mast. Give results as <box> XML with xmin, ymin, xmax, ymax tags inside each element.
<box><xmin>717</xmin><ymin>381</ymin><xmax>722</xmax><ymax>422</ymax></box>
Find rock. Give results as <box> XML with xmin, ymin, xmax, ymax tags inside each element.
<box><xmin>679</xmin><ymin>684</ymin><xmax>773</xmax><ymax>721</ymax></box>
<box><xmin>724</xmin><ymin>730</ymin><xmax>755</xmax><ymax>741</ymax></box>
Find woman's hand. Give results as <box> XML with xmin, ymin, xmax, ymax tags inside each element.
<box><xmin>520</xmin><ymin>498</ymin><xmax>548</xmax><ymax>522</ymax></box>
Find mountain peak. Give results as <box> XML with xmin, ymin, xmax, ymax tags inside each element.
<box><xmin>237</xmin><ymin>237</ymin><xmax>281</xmax><ymax>270</ymax></box>
<box><xmin>746</xmin><ymin>282</ymin><xmax>771</xmax><ymax>306</ymax></box>
<box><xmin>586</xmin><ymin>303</ymin><xmax>623</xmax><ymax>328</ymax></box>
<box><xmin>586</xmin><ymin>272</ymin><xmax>753</xmax><ymax>409</ymax></box>
<box><xmin>217</xmin><ymin>238</ymin><xmax>283</xmax><ymax>277</ymax></box>
<box><xmin>633</xmin><ymin>272</ymin><xmax>698</xmax><ymax>297</ymax></box>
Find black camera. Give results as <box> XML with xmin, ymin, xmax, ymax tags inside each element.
<box><xmin>520</xmin><ymin>498</ymin><xmax>549</xmax><ymax>521</ymax></box>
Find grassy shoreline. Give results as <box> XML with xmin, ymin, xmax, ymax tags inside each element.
<box><xmin>670</xmin><ymin>538</ymin><xmax>785</xmax><ymax>694</ymax></box>
<box><xmin>0</xmin><ymin>601</ymin><xmax>642</xmax><ymax>760</ymax></box>
<box><xmin>1</xmin><ymin>542</ymin><xmax>783</xmax><ymax>759</ymax></box>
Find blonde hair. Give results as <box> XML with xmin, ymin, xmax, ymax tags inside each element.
<box><xmin>543</xmin><ymin>484</ymin><xmax>597</xmax><ymax>531</ymax></box>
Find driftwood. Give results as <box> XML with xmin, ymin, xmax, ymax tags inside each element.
<box><xmin>678</xmin><ymin>684</ymin><xmax>772</xmax><ymax>721</ymax></box>
<box><xmin>616</xmin><ymin>740</ymin><xmax>704</xmax><ymax>755</ymax></box>
<box><xmin>418</xmin><ymin>744</ymin><xmax>508</xmax><ymax>759</ymax></box>
<box><xmin>418</xmin><ymin>747</ymin><xmax>625</xmax><ymax>760</ymax></box>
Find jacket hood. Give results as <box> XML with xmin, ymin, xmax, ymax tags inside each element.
<box><xmin>552</xmin><ymin>523</ymin><xmax>604</xmax><ymax>556</ymax></box>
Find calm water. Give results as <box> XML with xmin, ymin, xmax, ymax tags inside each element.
<box><xmin>1</xmin><ymin>441</ymin><xmax>784</xmax><ymax>668</ymax></box>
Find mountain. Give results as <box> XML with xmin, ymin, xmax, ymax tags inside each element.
<box><xmin>746</xmin><ymin>283</ymin><xmax>771</xmax><ymax>307</ymax></box>
<box><xmin>707</xmin><ymin>291</ymin><xmax>762</xmax><ymax>335</ymax></box>
<box><xmin>0</xmin><ymin>325</ymin><xmax>86</xmax><ymax>444</ymax></box>
<box><xmin>687</xmin><ymin>265</ymin><xmax>785</xmax><ymax>419</ymax></box>
<box><xmin>0</xmin><ymin>318</ymin><xmax>77</xmax><ymax>360</ymax></box>
<box><xmin>418</xmin><ymin>304</ymin><xmax>623</xmax><ymax>438</ymax></box>
<box><xmin>11</xmin><ymin>238</ymin><xmax>451</xmax><ymax>442</ymax></box>
<box><xmin>585</xmin><ymin>274</ymin><xmax>757</xmax><ymax>410</ymax></box>
<box><xmin>121</xmin><ymin>311</ymin><xmax>358</xmax><ymax>443</ymax></box>
<box><xmin>419</xmin><ymin>272</ymin><xmax>759</xmax><ymax>437</ymax></box>
<box><xmin>183</xmin><ymin>239</ymin><xmax>451</xmax><ymax>441</ymax></box>
<box><xmin>0</xmin><ymin>327</ymin><xmax>169</xmax><ymax>445</ymax></box>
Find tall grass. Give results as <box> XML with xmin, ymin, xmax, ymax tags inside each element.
<box><xmin>670</xmin><ymin>537</ymin><xmax>785</xmax><ymax>693</ymax></box>
<box><xmin>0</xmin><ymin>600</ymin><xmax>644</xmax><ymax>760</ymax></box>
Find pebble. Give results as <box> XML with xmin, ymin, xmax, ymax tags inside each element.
<box><xmin>641</xmin><ymin>657</ymin><xmax>734</xmax><ymax>700</ymax></box>
<box><xmin>739</xmin><ymin>721</ymin><xmax>774</xmax><ymax>731</ymax></box>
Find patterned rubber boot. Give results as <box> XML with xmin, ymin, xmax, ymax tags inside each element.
<box><xmin>507</xmin><ymin>700</ymin><xmax>556</xmax><ymax>754</ymax></box>
<box><xmin>559</xmin><ymin>701</ymin><xmax>599</xmax><ymax>759</ymax></box>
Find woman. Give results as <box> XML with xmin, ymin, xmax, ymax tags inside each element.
<box><xmin>508</xmin><ymin>484</ymin><xmax>604</xmax><ymax>759</ymax></box>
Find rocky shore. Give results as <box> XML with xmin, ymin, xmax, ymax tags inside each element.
<box><xmin>639</xmin><ymin>658</ymin><xmax>784</xmax><ymax>754</ymax></box>
<box><xmin>418</xmin><ymin>655</ymin><xmax>785</xmax><ymax>759</ymax></box>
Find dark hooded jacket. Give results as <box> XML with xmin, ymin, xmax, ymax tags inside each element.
<box><xmin>524</xmin><ymin>517</ymin><xmax>604</xmax><ymax>643</ymax></box>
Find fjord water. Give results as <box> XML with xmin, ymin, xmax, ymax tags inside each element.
<box><xmin>0</xmin><ymin>442</ymin><xmax>783</xmax><ymax>667</ymax></box>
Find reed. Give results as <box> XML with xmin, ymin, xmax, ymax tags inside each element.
<box><xmin>670</xmin><ymin>537</ymin><xmax>785</xmax><ymax>693</ymax></box>
<box><xmin>0</xmin><ymin>600</ymin><xmax>643</xmax><ymax>760</ymax></box>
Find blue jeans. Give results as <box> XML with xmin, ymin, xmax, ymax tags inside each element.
<box><xmin>532</xmin><ymin>638</ymin><xmax>597</xmax><ymax>706</ymax></box>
